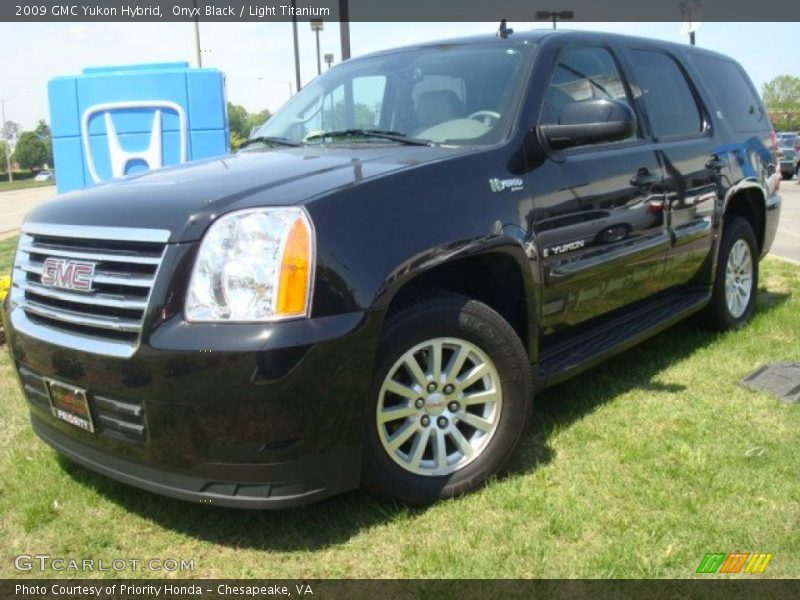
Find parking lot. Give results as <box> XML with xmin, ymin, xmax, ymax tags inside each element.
<box><xmin>773</xmin><ymin>179</ymin><xmax>800</xmax><ymax>263</ymax></box>
<box><xmin>0</xmin><ymin>185</ymin><xmax>56</xmax><ymax>237</ymax></box>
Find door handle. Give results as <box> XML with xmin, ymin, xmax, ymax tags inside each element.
<box><xmin>630</xmin><ymin>169</ymin><xmax>659</xmax><ymax>188</ymax></box>
<box><xmin>705</xmin><ymin>156</ymin><xmax>725</xmax><ymax>171</ymax></box>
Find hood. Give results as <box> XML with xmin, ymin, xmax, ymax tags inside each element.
<box><xmin>24</xmin><ymin>145</ymin><xmax>465</xmax><ymax>242</ymax></box>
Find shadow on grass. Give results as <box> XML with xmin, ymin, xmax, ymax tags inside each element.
<box><xmin>57</xmin><ymin>289</ymin><xmax>789</xmax><ymax>552</ymax></box>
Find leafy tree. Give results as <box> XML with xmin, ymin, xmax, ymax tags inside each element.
<box><xmin>12</xmin><ymin>131</ymin><xmax>49</xmax><ymax>171</ymax></box>
<box><xmin>227</xmin><ymin>103</ymin><xmax>273</xmax><ymax>150</ymax></box>
<box><xmin>34</xmin><ymin>119</ymin><xmax>53</xmax><ymax>166</ymax></box>
<box><xmin>762</xmin><ymin>75</ymin><xmax>800</xmax><ymax>130</ymax></box>
<box><xmin>0</xmin><ymin>140</ymin><xmax>8</xmax><ymax>173</ymax></box>
<box><xmin>1</xmin><ymin>120</ymin><xmax>20</xmax><ymax>146</ymax></box>
<box><xmin>246</xmin><ymin>109</ymin><xmax>272</xmax><ymax>135</ymax></box>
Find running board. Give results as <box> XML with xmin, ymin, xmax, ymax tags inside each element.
<box><xmin>536</xmin><ymin>290</ymin><xmax>710</xmax><ymax>389</ymax></box>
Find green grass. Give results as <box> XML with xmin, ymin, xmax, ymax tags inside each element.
<box><xmin>0</xmin><ymin>235</ymin><xmax>17</xmax><ymax>273</ymax></box>
<box><xmin>0</xmin><ymin>170</ymin><xmax>55</xmax><ymax>192</ymax></box>
<box><xmin>0</xmin><ymin>240</ymin><xmax>798</xmax><ymax>578</ymax></box>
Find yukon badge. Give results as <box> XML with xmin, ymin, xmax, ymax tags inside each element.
<box><xmin>489</xmin><ymin>177</ymin><xmax>524</xmax><ymax>193</ymax></box>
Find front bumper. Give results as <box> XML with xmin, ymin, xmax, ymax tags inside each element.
<box><xmin>5</xmin><ymin>305</ymin><xmax>381</xmax><ymax>509</ymax></box>
<box><xmin>780</xmin><ymin>159</ymin><xmax>796</xmax><ymax>174</ymax></box>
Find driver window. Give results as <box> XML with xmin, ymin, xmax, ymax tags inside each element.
<box><xmin>541</xmin><ymin>46</ymin><xmax>636</xmax><ymax>145</ymax></box>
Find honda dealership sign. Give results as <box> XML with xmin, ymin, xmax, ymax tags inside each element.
<box><xmin>48</xmin><ymin>62</ymin><xmax>228</xmax><ymax>193</ymax></box>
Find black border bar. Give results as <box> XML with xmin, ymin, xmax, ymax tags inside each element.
<box><xmin>3</xmin><ymin>0</ymin><xmax>800</xmax><ymax>22</ymax></box>
<box><xmin>4</xmin><ymin>579</ymin><xmax>800</xmax><ymax>600</ymax></box>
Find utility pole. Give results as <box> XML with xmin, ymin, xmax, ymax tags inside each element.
<box><xmin>192</xmin><ymin>0</ymin><xmax>202</xmax><ymax>67</ymax></box>
<box><xmin>291</xmin><ymin>0</ymin><xmax>301</xmax><ymax>92</ymax></box>
<box><xmin>339</xmin><ymin>0</ymin><xmax>351</xmax><ymax>61</ymax></box>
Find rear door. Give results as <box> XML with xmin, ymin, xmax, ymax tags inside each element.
<box><xmin>623</xmin><ymin>47</ymin><xmax>725</xmax><ymax>289</ymax></box>
<box><xmin>530</xmin><ymin>44</ymin><xmax>669</xmax><ymax>332</ymax></box>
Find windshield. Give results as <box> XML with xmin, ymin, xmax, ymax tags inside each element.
<box><xmin>252</xmin><ymin>44</ymin><xmax>531</xmax><ymax>146</ymax></box>
<box><xmin>778</xmin><ymin>133</ymin><xmax>797</xmax><ymax>147</ymax></box>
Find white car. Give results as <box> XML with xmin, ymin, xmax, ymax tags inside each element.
<box><xmin>33</xmin><ymin>170</ymin><xmax>54</xmax><ymax>182</ymax></box>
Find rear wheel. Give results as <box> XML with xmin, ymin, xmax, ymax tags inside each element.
<box><xmin>362</xmin><ymin>293</ymin><xmax>532</xmax><ymax>505</ymax></box>
<box><xmin>704</xmin><ymin>215</ymin><xmax>758</xmax><ymax>331</ymax></box>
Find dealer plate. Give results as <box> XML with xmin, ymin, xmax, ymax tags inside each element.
<box><xmin>46</xmin><ymin>379</ymin><xmax>95</xmax><ymax>433</ymax></box>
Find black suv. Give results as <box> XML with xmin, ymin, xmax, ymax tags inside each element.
<box><xmin>4</xmin><ymin>30</ymin><xmax>782</xmax><ymax>508</ymax></box>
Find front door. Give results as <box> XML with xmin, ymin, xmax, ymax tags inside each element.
<box><xmin>529</xmin><ymin>44</ymin><xmax>670</xmax><ymax>334</ymax></box>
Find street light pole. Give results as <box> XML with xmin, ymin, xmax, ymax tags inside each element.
<box><xmin>310</xmin><ymin>20</ymin><xmax>324</xmax><ymax>76</ymax></box>
<box><xmin>535</xmin><ymin>10</ymin><xmax>575</xmax><ymax>30</ymax></box>
<box><xmin>0</xmin><ymin>98</ymin><xmax>12</xmax><ymax>182</ymax></box>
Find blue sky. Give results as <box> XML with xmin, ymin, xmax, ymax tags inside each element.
<box><xmin>0</xmin><ymin>21</ymin><xmax>797</xmax><ymax>131</ymax></box>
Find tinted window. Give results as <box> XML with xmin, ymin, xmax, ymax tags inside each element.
<box><xmin>692</xmin><ymin>55</ymin><xmax>766</xmax><ymax>133</ymax></box>
<box><xmin>255</xmin><ymin>46</ymin><xmax>528</xmax><ymax>146</ymax></box>
<box><xmin>541</xmin><ymin>46</ymin><xmax>636</xmax><ymax>145</ymax></box>
<box><xmin>631</xmin><ymin>50</ymin><xmax>703</xmax><ymax>139</ymax></box>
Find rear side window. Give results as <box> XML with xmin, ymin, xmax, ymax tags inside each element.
<box><xmin>691</xmin><ymin>55</ymin><xmax>766</xmax><ymax>133</ymax></box>
<box><xmin>630</xmin><ymin>50</ymin><xmax>704</xmax><ymax>140</ymax></box>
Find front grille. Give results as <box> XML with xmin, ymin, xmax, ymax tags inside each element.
<box><xmin>17</xmin><ymin>365</ymin><xmax>147</xmax><ymax>444</ymax></box>
<box><xmin>10</xmin><ymin>224</ymin><xmax>170</xmax><ymax>357</ymax></box>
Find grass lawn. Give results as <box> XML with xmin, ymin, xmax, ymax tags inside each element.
<box><xmin>0</xmin><ymin>171</ymin><xmax>54</xmax><ymax>192</ymax></box>
<box><xmin>0</xmin><ymin>232</ymin><xmax>798</xmax><ymax>578</ymax></box>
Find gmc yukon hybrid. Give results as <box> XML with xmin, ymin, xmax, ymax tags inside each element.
<box><xmin>4</xmin><ymin>30</ymin><xmax>781</xmax><ymax>507</ymax></box>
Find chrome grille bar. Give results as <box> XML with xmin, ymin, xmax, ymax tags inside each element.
<box><xmin>10</xmin><ymin>223</ymin><xmax>170</xmax><ymax>357</ymax></box>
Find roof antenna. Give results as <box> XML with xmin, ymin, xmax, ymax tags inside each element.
<box><xmin>497</xmin><ymin>19</ymin><xmax>514</xmax><ymax>39</ymax></box>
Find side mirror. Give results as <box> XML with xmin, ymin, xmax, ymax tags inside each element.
<box><xmin>539</xmin><ymin>98</ymin><xmax>636</xmax><ymax>150</ymax></box>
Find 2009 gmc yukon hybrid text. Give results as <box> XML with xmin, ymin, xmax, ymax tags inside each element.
<box><xmin>4</xmin><ymin>30</ymin><xmax>782</xmax><ymax>507</ymax></box>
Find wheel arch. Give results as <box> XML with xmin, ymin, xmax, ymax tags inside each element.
<box><xmin>375</xmin><ymin>241</ymin><xmax>538</xmax><ymax>363</ymax></box>
<box><xmin>723</xmin><ymin>179</ymin><xmax>767</xmax><ymax>254</ymax></box>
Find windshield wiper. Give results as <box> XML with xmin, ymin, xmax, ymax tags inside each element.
<box><xmin>238</xmin><ymin>136</ymin><xmax>302</xmax><ymax>149</ymax></box>
<box><xmin>304</xmin><ymin>129</ymin><xmax>435</xmax><ymax>146</ymax></box>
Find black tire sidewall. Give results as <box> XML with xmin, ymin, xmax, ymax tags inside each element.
<box><xmin>362</xmin><ymin>295</ymin><xmax>532</xmax><ymax>505</ymax></box>
<box><xmin>710</xmin><ymin>217</ymin><xmax>759</xmax><ymax>330</ymax></box>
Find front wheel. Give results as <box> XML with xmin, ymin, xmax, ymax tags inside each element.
<box><xmin>704</xmin><ymin>215</ymin><xmax>758</xmax><ymax>331</ymax></box>
<box><xmin>362</xmin><ymin>293</ymin><xmax>532</xmax><ymax>505</ymax></box>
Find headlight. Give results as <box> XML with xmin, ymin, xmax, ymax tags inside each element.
<box><xmin>185</xmin><ymin>207</ymin><xmax>315</xmax><ymax>322</ymax></box>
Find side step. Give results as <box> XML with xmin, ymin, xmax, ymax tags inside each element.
<box><xmin>537</xmin><ymin>290</ymin><xmax>710</xmax><ymax>389</ymax></box>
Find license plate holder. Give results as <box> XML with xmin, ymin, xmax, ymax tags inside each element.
<box><xmin>46</xmin><ymin>379</ymin><xmax>95</xmax><ymax>433</ymax></box>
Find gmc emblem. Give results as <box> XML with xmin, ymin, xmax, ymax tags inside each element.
<box><xmin>40</xmin><ymin>258</ymin><xmax>96</xmax><ymax>292</ymax></box>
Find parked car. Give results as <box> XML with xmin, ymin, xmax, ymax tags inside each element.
<box><xmin>777</xmin><ymin>132</ymin><xmax>798</xmax><ymax>179</ymax></box>
<box><xmin>4</xmin><ymin>29</ymin><xmax>781</xmax><ymax>508</ymax></box>
<box><xmin>33</xmin><ymin>170</ymin><xmax>54</xmax><ymax>182</ymax></box>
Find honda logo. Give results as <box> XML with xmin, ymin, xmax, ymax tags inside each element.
<box><xmin>80</xmin><ymin>100</ymin><xmax>188</xmax><ymax>184</ymax></box>
<box><xmin>41</xmin><ymin>258</ymin><xmax>96</xmax><ymax>292</ymax></box>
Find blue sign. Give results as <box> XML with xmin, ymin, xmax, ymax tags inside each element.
<box><xmin>48</xmin><ymin>62</ymin><xmax>229</xmax><ymax>194</ymax></box>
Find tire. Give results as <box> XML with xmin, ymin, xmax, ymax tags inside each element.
<box><xmin>704</xmin><ymin>215</ymin><xmax>758</xmax><ymax>331</ymax></box>
<box><xmin>362</xmin><ymin>292</ymin><xmax>532</xmax><ymax>505</ymax></box>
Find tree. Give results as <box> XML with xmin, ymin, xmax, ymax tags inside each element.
<box><xmin>227</xmin><ymin>103</ymin><xmax>273</xmax><ymax>150</ymax></box>
<box><xmin>0</xmin><ymin>141</ymin><xmax>8</xmax><ymax>173</ymax></box>
<box><xmin>762</xmin><ymin>75</ymin><xmax>800</xmax><ymax>130</ymax></box>
<box><xmin>246</xmin><ymin>109</ymin><xmax>272</xmax><ymax>135</ymax></box>
<box><xmin>1</xmin><ymin>120</ymin><xmax>20</xmax><ymax>146</ymax></box>
<box><xmin>227</xmin><ymin>103</ymin><xmax>250</xmax><ymax>149</ymax></box>
<box><xmin>12</xmin><ymin>131</ymin><xmax>49</xmax><ymax>171</ymax></box>
<box><xmin>34</xmin><ymin>119</ymin><xmax>53</xmax><ymax>167</ymax></box>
